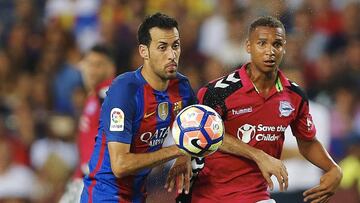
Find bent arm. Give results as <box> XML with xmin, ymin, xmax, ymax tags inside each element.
<box><xmin>296</xmin><ymin>137</ymin><xmax>340</xmax><ymax>172</ymax></box>
<box><xmin>108</xmin><ymin>142</ymin><xmax>183</xmax><ymax>178</ymax></box>
<box><xmin>220</xmin><ymin>133</ymin><xmax>265</xmax><ymax>162</ymax></box>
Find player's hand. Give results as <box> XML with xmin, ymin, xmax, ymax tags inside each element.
<box><xmin>165</xmin><ymin>155</ymin><xmax>192</xmax><ymax>194</ymax></box>
<box><xmin>303</xmin><ymin>166</ymin><xmax>342</xmax><ymax>203</ymax></box>
<box><xmin>256</xmin><ymin>151</ymin><xmax>288</xmax><ymax>192</ymax></box>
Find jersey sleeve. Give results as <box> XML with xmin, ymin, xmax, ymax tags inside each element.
<box><xmin>197</xmin><ymin>86</ymin><xmax>225</xmax><ymax>118</ymax></box>
<box><xmin>290</xmin><ymin>94</ymin><xmax>316</xmax><ymax>141</ymax></box>
<box><xmin>100</xmin><ymin>79</ymin><xmax>137</xmax><ymax>144</ymax></box>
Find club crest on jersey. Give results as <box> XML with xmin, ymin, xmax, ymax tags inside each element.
<box><xmin>279</xmin><ymin>101</ymin><xmax>294</xmax><ymax>117</ymax></box>
<box><xmin>173</xmin><ymin>101</ymin><xmax>183</xmax><ymax>116</ymax></box>
<box><xmin>110</xmin><ymin>108</ymin><xmax>124</xmax><ymax>131</ymax></box>
<box><xmin>158</xmin><ymin>102</ymin><xmax>169</xmax><ymax>120</ymax></box>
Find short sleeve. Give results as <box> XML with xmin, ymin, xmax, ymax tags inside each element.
<box><xmin>290</xmin><ymin>100</ymin><xmax>316</xmax><ymax>141</ymax></box>
<box><xmin>197</xmin><ymin>87</ymin><xmax>225</xmax><ymax>118</ymax></box>
<box><xmin>100</xmin><ymin>78</ymin><xmax>137</xmax><ymax>144</ymax></box>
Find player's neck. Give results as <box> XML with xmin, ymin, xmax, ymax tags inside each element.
<box><xmin>141</xmin><ymin>65</ymin><xmax>169</xmax><ymax>91</ymax></box>
<box><xmin>246</xmin><ymin>63</ymin><xmax>278</xmax><ymax>95</ymax></box>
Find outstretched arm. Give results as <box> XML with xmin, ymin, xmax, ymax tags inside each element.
<box><xmin>108</xmin><ymin>142</ymin><xmax>183</xmax><ymax>178</ymax></box>
<box><xmin>297</xmin><ymin>138</ymin><xmax>342</xmax><ymax>203</ymax></box>
<box><xmin>220</xmin><ymin>134</ymin><xmax>289</xmax><ymax>191</ymax></box>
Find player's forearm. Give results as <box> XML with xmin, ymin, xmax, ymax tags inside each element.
<box><xmin>297</xmin><ymin>138</ymin><xmax>340</xmax><ymax>172</ymax></box>
<box><xmin>112</xmin><ymin>145</ymin><xmax>183</xmax><ymax>178</ymax></box>
<box><xmin>220</xmin><ymin>133</ymin><xmax>265</xmax><ymax>162</ymax></box>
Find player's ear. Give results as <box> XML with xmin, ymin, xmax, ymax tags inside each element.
<box><xmin>246</xmin><ymin>39</ymin><xmax>251</xmax><ymax>54</ymax></box>
<box><xmin>139</xmin><ymin>44</ymin><xmax>149</xmax><ymax>59</ymax></box>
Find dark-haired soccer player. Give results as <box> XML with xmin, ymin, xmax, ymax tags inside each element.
<box><xmin>80</xmin><ymin>13</ymin><xmax>195</xmax><ymax>203</ymax></box>
<box><xmin>183</xmin><ymin>16</ymin><xmax>342</xmax><ymax>203</ymax></box>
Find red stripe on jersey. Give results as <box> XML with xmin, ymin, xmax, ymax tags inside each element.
<box><xmin>117</xmin><ymin>176</ymin><xmax>136</xmax><ymax>203</ymax></box>
<box><xmin>87</xmin><ymin>133</ymin><xmax>107</xmax><ymax>203</ymax></box>
<box><xmin>114</xmin><ymin>84</ymin><xmax>157</xmax><ymax>202</ymax></box>
<box><xmin>131</xmin><ymin>84</ymin><xmax>158</xmax><ymax>153</ymax></box>
<box><xmin>167</xmin><ymin>79</ymin><xmax>181</xmax><ymax>122</ymax></box>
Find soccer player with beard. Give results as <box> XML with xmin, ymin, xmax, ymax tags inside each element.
<box><xmin>80</xmin><ymin>13</ymin><xmax>195</xmax><ymax>203</ymax></box>
<box><xmin>176</xmin><ymin>16</ymin><xmax>342</xmax><ymax>203</ymax></box>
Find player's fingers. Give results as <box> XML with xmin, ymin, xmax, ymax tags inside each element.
<box><xmin>303</xmin><ymin>185</ymin><xmax>323</xmax><ymax>197</ymax></box>
<box><xmin>280</xmin><ymin>170</ymin><xmax>288</xmax><ymax>191</ymax></box>
<box><xmin>164</xmin><ymin>170</ymin><xmax>175</xmax><ymax>189</ymax></box>
<box><xmin>309</xmin><ymin>193</ymin><xmax>330</xmax><ymax>203</ymax></box>
<box><xmin>184</xmin><ymin>170</ymin><xmax>191</xmax><ymax>194</ymax></box>
<box><xmin>177</xmin><ymin>174</ymin><xmax>184</xmax><ymax>193</ymax></box>
<box><xmin>264</xmin><ymin>175</ymin><xmax>274</xmax><ymax>191</ymax></box>
<box><xmin>321</xmin><ymin>195</ymin><xmax>331</xmax><ymax>203</ymax></box>
<box><xmin>282</xmin><ymin>164</ymin><xmax>288</xmax><ymax>176</ymax></box>
<box><xmin>167</xmin><ymin>176</ymin><xmax>176</xmax><ymax>192</ymax></box>
<box><xmin>304</xmin><ymin>190</ymin><xmax>328</xmax><ymax>202</ymax></box>
<box><xmin>275</xmin><ymin>174</ymin><xmax>284</xmax><ymax>192</ymax></box>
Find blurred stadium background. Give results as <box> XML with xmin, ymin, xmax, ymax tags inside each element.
<box><xmin>0</xmin><ymin>0</ymin><xmax>359</xmax><ymax>202</ymax></box>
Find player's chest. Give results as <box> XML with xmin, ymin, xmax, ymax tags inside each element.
<box><xmin>134</xmin><ymin>95</ymin><xmax>184</xmax><ymax>148</ymax></box>
<box><xmin>224</xmin><ymin>92</ymin><xmax>299</xmax><ymax>144</ymax></box>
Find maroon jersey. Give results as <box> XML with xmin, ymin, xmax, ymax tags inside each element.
<box><xmin>73</xmin><ymin>79</ymin><xmax>113</xmax><ymax>178</ymax></box>
<box><xmin>191</xmin><ymin>64</ymin><xmax>316</xmax><ymax>203</ymax></box>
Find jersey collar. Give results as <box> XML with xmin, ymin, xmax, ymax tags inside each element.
<box><xmin>238</xmin><ymin>63</ymin><xmax>291</xmax><ymax>93</ymax></box>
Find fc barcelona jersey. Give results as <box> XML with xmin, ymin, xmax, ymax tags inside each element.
<box><xmin>81</xmin><ymin>68</ymin><xmax>196</xmax><ymax>203</ymax></box>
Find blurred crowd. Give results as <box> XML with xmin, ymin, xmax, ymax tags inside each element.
<box><xmin>0</xmin><ymin>0</ymin><xmax>359</xmax><ymax>202</ymax></box>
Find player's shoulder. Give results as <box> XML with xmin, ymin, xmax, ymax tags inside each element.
<box><xmin>107</xmin><ymin>70</ymin><xmax>144</xmax><ymax>97</ymax></box>
<box><xmin>201</xmin><ymin>66</ymin><xmax>243</xmax><ymax>97</ymax></box>
<box><xmin>113</xmin><ymin>71</ymin><xmax>143</xmax><ymax>89</ymax></box>
<box><xmin>286</xmin><ymin>80</ymin><xmax>309</xmax><ymax>101</ymax></box>
<box><xmin>175</xmin><ymin>72</ymin><xmax>191</xmax><ymax>84</ymax></box>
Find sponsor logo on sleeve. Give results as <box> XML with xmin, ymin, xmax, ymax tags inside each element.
<box><xmin>110</xmin><ymin>108</ymin><xmax>124</xmax><ymax>131</ymax></box>
<box><xmin>307</xmin><ymin>116</ymin><xmax>313</xmax><ymax>131</ymax></box>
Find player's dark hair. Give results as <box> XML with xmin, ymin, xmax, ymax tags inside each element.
<box><xmin>248</xmin><ymin>16</ymin><xmax>285</xmax><ymax>36</ymax></box>
<box><xmin>89</xmin><ymin>44</ymin><xmax>115</xmax><ymax>64</ymax></box>
<box><xmin>137</xmin><ymin>12</ymin><xmax>178</xmax><ymax>46</ymax></box>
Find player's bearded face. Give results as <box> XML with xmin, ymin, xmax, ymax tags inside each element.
<box><xmin>148</xmin><ymin>27</ymin><xmax>181</xmax><ymax>80</ymax></box>
<box><xmin>246</xmin><ymin>26</ymin><xmax>286</xmax><ymax>73</ymax></box>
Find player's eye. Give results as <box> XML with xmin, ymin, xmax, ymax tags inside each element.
<box><xmin>158</xmin><ymin>45</ymin><xmax>167</xmax><ymax>51</ymax></box>
<box><xmin>172</xmin><ymin>43</ymin><xmax>180</xmax><ymax>50</ymax></box>
<box><xmin>257</xmin><ymin>41</ymin><xmax>266</xmax><ymax>46</ymax></box>
<box><xmin>273</xmin><ymin>42</ymin><xmax>283</xmax><ymax>48</ymax></box>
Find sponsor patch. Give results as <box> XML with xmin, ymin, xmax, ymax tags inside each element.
<box><xmin>279</xmin><ymin>101</ymin><xmax>295</xmax><ymax>117</ymax></box>
<box><xmin>237</xmin><ymin>124</ymin><xmax>285</xmax><ymax>143</ymax></box>
<box><xmin>232</xmin><ymin>107</ymin><xmax>252</xmax><ymax>115</ymax></box>
<box><xmin>158</xmin><ymin>102</ymin><xmax>169</xmax><ymax>121</ymax></box>
<box><xmin>173</xmin><ymin>101</ymin><xmax>183</xmax><ymax>116</ymax></box>
<box><xmin>110</xmin><ymin>108</ymin><xmax>124</xmax><ymax>131</ymax></box>
<box><xmin>237</xmin><ymin>124</ymin><xmax>256</xmax><ymax>143</ymax></box>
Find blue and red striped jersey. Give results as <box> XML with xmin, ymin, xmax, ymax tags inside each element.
<box><xmin>81</xmin><ymin>68</ymin><xmax>196</xmax><ymax>203</ymax></box>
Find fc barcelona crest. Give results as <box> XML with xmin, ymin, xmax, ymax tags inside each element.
<box><xmin>173</xmin><ymin>101</ymin><xmax>183</xmax><ymax>115</ymax></box>
<box><xmin>158</xmin><ymin>102</ymin><xmax>169</xmax><ymax>120</ymax></box>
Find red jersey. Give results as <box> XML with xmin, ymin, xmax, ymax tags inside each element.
<box><xmin>191</xmin><ymin>64</ymin><xmax>316</xmax><ymax>203</ymax></box>
<box><xmin>73</xmin><ymin>79</ymin><xmax>113</xmax><ymax>178</ymax></box>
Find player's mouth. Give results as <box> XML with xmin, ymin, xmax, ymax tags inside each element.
<box><xmin>264</xmin><ymin>59</ymin><xmax>276</xmax><ymax>67</ymax></box>
<box><xmin>165</xmin><ymin>62</ymin><xmax>178</xmax><ymax>71</ymax></box>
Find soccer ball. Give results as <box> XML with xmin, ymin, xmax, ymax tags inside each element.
<box><xmin>171</xmin><ymin>104</ymin><xmax>224</xmax><ymax>157</ymax></box>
